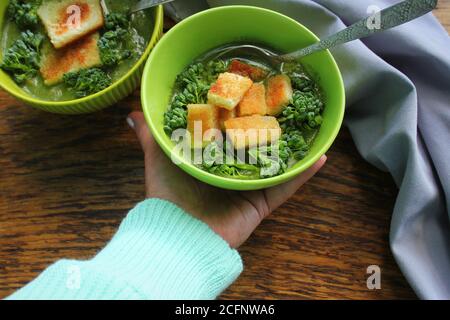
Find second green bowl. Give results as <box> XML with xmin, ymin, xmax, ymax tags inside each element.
<box><xmin>142</xmin><ymin>5</ymin><xmax>345</xmax><ymax>191</ymax></box>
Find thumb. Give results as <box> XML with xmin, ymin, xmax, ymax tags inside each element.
<box><xmin>127</xmin><ymin>111</ymin><xmax>156</xmax><ymax>154</ymax></box>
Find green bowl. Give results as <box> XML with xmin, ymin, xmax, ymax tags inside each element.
<box><xmin>141</xmin><ymin>5</ymin><xmax>345</xmax><ymax>191</ymax></box>
<box><xmin>0</xmin><ymin>2</ymin><xmax>163</xmax><ymax>115</ymax></box>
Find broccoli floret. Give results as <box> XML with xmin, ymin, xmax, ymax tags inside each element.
<box><xmin>164</xmin><ymin>60</ymin><xmax>228</xmax><ymax>135</ymax></box>
<box><xmin>7</xmin><ymin>0</ymin><xmax>41</xmax><ymax>29</ymax></box>
<box><xmin>105</xmin><ymin>13</ymin><xmax>129</xmax><ymax>30</ymax></box>
<box><xmin>0</xmin><ymin>30</ymin><xmax>44</xmax><ymax>84</ymax></box>
<box><xmin>98</xmin><ymin>28</ymin><xmax>132</xmax><ymax>67</ymax></box>
<box><xmin>63</xmin><ymin>68</ymin><xmax>112</xmax><ymax>98</ymax></box>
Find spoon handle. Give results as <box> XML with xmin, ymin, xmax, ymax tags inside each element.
<box><xmin>280</xmin><ymin>0</ymin><xmax>437</xmax><ymax>61</ymax></box>
<box><xmin>130</xmin><ymin>0</ymin><xmax>176</xmax><ymax>13</ymax></box>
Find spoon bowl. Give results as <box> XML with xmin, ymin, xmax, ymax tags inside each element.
<box><xmin>202</xmin><ymin>44</ymin><xmax>281</xmax><ymax>67</ymax></box>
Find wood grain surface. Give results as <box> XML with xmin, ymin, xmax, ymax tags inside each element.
<box><xmin>0</xmin><ymin>3</ymin><xmax>448</xmax><ymax>300</ymax></box>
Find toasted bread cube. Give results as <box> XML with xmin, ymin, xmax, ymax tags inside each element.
<box><xmin>187</xmin><ymin>104</ymin><xmax>220</xmax><ymax>147</ymax></box>
<box><xmin>38</xmin><ymin>0</ymin><xmax>105</xmax><ymax>49</ymax></box>
<box><xmin>207</xmin><ymin>72</ymin><xmax>253</xmax><ymax>110</ymax></box>
<box><xmin>218</xmin><ymin>107</ymin><xmax>237</xmax><ymax>131</ymax></box>
<box><xmin>237</xmin><ymin>83</ymin><xmax>267</xmax><ymax>117</ymax></box>
<box><xmin>224</xmin><ymin>115</ymin><xmax>281</xmax><ymax>149</ymax></box>
<box><xmin>40</xmin><ymin>32</ymin><xmax>102</xmax><ymax>85</ymax></box>
<box><xmin>228</xmin><ymin>59</ymin><xmax>269</xmax><ymax>81</ymax></box>
<box><xmin>266</xmin><ymin>75</ymin><xmax>293</xmax><ymax>116</ymax></box>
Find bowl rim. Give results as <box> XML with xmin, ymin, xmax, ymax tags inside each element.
<box><xmin>0</xmin><ymin>5</ymin><xmax>164</xmax><ymax>106</ymax></box>
<box><xmin>142</xmin><ymin>5</ymin><xmax>345</xmax><ymax>190</ymax></box>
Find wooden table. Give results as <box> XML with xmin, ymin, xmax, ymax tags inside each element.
<box><xmin>0</xmin><ymin>3</ymin><xmax>448</xmax><ymax>300</ymax></box>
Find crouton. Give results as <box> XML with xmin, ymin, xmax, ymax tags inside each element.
<box><xmin>237</xmin><ymin>83</ymin><xmax>267</xmax><ymax>117</ymax></box>
<box><xmin>40</xmin><ymin>32</ymin><xmax>102</xmax><ymax>85</ymax></box>
<box><xmin>187</xmin><ymin>104</ymin><xmax>220</xmax><ymax>147</ymax></box>
<box><xmin>218</xmin><ymin>107</ymin><xmax>236</xmax><ymax>131</ymax></box>
<box><xmin>228</xmin><ymin>59</ymin><xmax>269</xmax><ymax>81</ymax></box>
<box><xmin>38</xmin><ymin>0</ymin><xmax>105</xmax><ymax>49</ymax></box>
<box><xmin>224</xmin><ymin>115</ymin><xmax>281</xmax><ymax>149</ymax></box>
<box><xmin>266</xmin><ymin>74</ymin><xmax>293</xmax><ymax>116</ymax></box>
<box><xmin>207</xmin><ymin>72</ymin><xmax>253</xmax><ymax>110</ymax></box>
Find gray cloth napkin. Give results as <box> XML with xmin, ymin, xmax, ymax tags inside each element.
<box><xmin>169</xmin><ymin>0</ymin><xmax>450</xmax><ymax>299</ymax></box>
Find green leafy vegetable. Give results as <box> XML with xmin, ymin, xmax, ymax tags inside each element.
<box><xmin>7</xmin><ymin>0</ymin><xmax>41</xmax><ymax>29</ymax></box>
<box><xmin>248</xmin><ymin>147</ymin><xmax>282</xmax><ymax>178</ymax></box>
<box><xmin>163</xmin><ymin>99</ymin><xmax>188</xmax><ymax>135</ymax></box>
<box><xmin>0</xmin><ymin>30</ymin><xmax>44</xmax><ymax>84</ymax></box>
<box><xmin>244</xmin><ymin>128</ymin><xmax>312</xmax><ymax>179</ymax></box>
<box><xmin>291</xmin><ymin>73</ymin><xmax>316</xmax><ymax>92</ymax></box>
<box><xmin>165</xmin><ymin>58</ymin><xmax>325</xmax><ymax>180</ymax></box>
<box><xmin>98</xmin><ymin>13</ymin><xmax>132</xmax><ymax>67</ymax></box>
<box><xmin>276</xmin><ymin>87</ymin><xmax>322</xmax><ymax>166</ymax></box>
<box><xmin>284</xmin><ymin>62</ymin><xmax>320</xmax><ymax>93</ymax></box>
<box><xmin>276</xmin><ymin>62</ymin><xmax>324</xmax><ymax>165</ymax></box>
<box><xmin>204</xmin><ymin>163</ymin><xmax>261</xmax><ymax>180</ymax></box>
<box><xmin>278</xmin><ymin>90</ymin><xmax>324</xmax><ymax>130</ymax></box>
<box><xmin>164</xmin><ymin>60</ymin><xmax>228</xmax><ymax>135</ymax></box>
<box><xmin>280</xmin><ymin>129</ymin><xmax>310</xmax><ymax>161</ymax></box>
<box><xmin>105</xmin><ymin>13</ymin><xmax>130</xmax><ymax>30</ymax></box>
<box><xmin>176</xmin><ymin>60</ymin><xmax>228</xmax><ymax>88</ymax></box>
<box><xmin>63</xmin><ymin>68</ymin><xmax>111</xmax><ymax>98</ymax></box>
<box><xmin>201</xmin><ymin>142</ymin><xmax>261</xmax><ymax>179</ymax></box>
<box><xmin>98</xmin><ymin>28</ymin><xmax>132</xmax><ymax>67</ymax></box>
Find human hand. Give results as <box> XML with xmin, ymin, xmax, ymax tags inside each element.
<box><xmin>128</xmin><ymin>112</ymin><xmax>326</xmax><ymax>248</ymax></box>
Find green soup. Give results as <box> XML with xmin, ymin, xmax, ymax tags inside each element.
<box><xmin>163</xmin><ymin>46</ymin><xmax>325</xmax><ymax>180</ymax></box>
<box><xmin>1</xmin><ymin>0</ymin><xmax>154</xmax><ymax>101</ymax></box>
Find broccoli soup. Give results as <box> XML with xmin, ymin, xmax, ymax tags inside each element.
<box><xmin>164</xmin><ymin>48</ymin><xmax>325</xmax><ymax>180</ymax></box>
<box><xmin>0</xmin><ymin>0</ymin><xmax>155</xmax><ymax>101</ymax></box>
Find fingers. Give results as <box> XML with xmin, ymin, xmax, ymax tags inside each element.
<box><xmin>127</xmin><ymin>111</ymin><xmax>156</xmax><ymax>154</ymax></box>
<box><xmin>264</xmin><ymin>155</ymin><xmax>327</xmax><ymax>213</ymax></box>
<box><xmin>127</xmin><ymin>112</ymin><xmax>326</xmax><ymax>216</ymax></box>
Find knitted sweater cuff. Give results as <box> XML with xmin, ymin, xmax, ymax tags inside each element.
<box><xmin>8</xmin><ymin>199</ymin><xmax>243</xmax><ymax>300</ymax></box>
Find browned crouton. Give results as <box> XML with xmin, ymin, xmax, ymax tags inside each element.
<box><xmin>266</xmin><ymin>75</ymin><xmax>293</xmax><ymax>116</ymax></box>
<box><xmin>40</xmin><ymin>32</ymin><xmax>102</xmax><ymax>85</ymax></box>
<box><xmin>187</xmin><ymin>104</ymin><xmax>220</xmax><ymax>147</ymax></box>
<box><xmin>224</xmin><ymin>115</ymin><xmax>281</xmax><ymax>149</ymax></box>
<box><xmin>237</xmin><ymin>83</ymin><xmax>267</xmax><ymax>117</ymax></box>
<box><xmin>38</xmin><ymin>0</ymin><xmax>105</xmax><ymax>49</ymax></box>
<box><xmin>207</xmin><ymin>72</ymin><xmax>253</xmax><ymax>110</ymax></box>
<box><xmin>228</xmin><ymin>59</ymin><xmax>269</xmax><ymax>82</ymax></box>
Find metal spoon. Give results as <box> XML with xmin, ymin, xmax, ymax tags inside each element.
<box><xmin>130</xmin><ymin>0</ymin><xmax>176</xmax><ymax>14</ymax></box>
<box><xmin>207</xmin><ymin>0</ymin><xmax>438</xmax><ymax>65</ymax></box>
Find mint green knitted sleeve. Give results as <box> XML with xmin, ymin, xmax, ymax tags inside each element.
<box><xmin>7</xmin><ymin>199</ymin><xmax>243</xmax><ymax>300</ymax></box>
